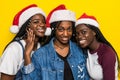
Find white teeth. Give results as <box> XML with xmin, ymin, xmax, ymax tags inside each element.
<box><xmin>79</xmin><ymin>40</ymin><xmax>86</xmax><ymax>44</ymax></box>
<box><xmin>37</xmin><ymin>28</ymin><xmax>44</xmax><ymax>32</ymax></box>
<box><xmin>63</xmin><ymin>38</ymin><xmax>68</xmax><ymax>41</ymax></box>
<box><xmin>38</xmin><ymin>29</ymin><xmax>44</xmax><ymax>31</ymax></box>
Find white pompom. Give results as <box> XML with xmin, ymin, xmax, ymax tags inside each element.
<box><xmin>45</xmin><ymin>27</ymin><xmax>51</xmax><ymax>36</ymax></box>
<box><xmin>10</xmin><ymin>25</ymin><xmax>19</xmax><ymax>34</ymax></box>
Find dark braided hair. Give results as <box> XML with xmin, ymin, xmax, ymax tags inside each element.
<box><xmin>3</xmin><ymin>15</ymin><xmax>47</xmax><ymax>52</ymax></box>
<box><xmin>85</xmin><ymin>24</ymin><xmax>120</xmax><ymax>70</ymax></box>
<box><xmin>45</xmin><ymin>21</ymin><xmax>76</xmax><ymax>44</ymax></box>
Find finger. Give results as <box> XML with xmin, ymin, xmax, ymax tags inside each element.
<box><xmin>26</xmin><ymin>29</ymin><xmax>30</xmax><ymax>39</ymax></box>
<box><xmin>28</xmin><ymin>28</ymin><xmax>33</xmax><ymax>37</ymax></box>
<box><xmin>32</xmin><ymin>34</ymin><xmax>35</xmax><ymax>41</ymax></box>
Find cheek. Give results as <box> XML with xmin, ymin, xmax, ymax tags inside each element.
<box><xmin>85</xmin><ymin>33</ymin><xmax>89</xmax><ymax>38</ymax></box>
<box><xmin>68</xmin><ymin>31</ymin><xmax>73</xmax><ymax>35</ymax></box>
<box><xmin>86</xmin><ymin>34</ymin><xmax>95</xmax><ymax>44</ymax></box>
<box><xmin>29</xmin><ymin>26</ymin><xmax>35</xmax><ymax>30</ymax></box>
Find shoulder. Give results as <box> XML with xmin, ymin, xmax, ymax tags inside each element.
<box><xmin>3</xmin><ymin>41</ymin><xmax>23</xmax><ymax>54</ymax></box>
<box><xmin>100</xmin><ymin>43</ymin><xmax>116</xmax><ymax>56</ymax></box>
<box><xmin>70</xmin><ymin>41</ymin><xmax>85</xmax><ymax>60</ymax></box>
<box><xmin>70</xmin><ymin>41</ymin><xmax>83</xmax><ymax>53</ymax></box>
<box><xmin>32</xmin><ymin>43</ymin><xmax>50</xmax><ymax>58</ymax></box>
<box><xmin>1</xmin><ymin>41</ymin><xmax>24</xmax><ymax>62</ymax></box>
<box><xmin>98</xmin><ymin>43</ymin><xmax>116</xmax><ymax>63</ymax></box>
<box><xmin>0</xmin><ymin>41</ymin><xmax>24</xmax><ymax>75</ymax></box>
<box><xmin>33</xmin><ymin>39</ymin><xmax>54</xmax><ymax>56</ymax></box>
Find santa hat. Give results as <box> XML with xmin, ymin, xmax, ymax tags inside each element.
<box><xmin>10</xmin><ymin>4</ymin><xmax>46</xmax><ymax>34</ymax></box>
<box><xmin>45</xmin><ymin>4</ymin><xmax>76</xmax><ymax>35</ymax></box>
<box><xmin>75</xmin><ymin>13</ymin><xmax>99</xmax><ymax>28</ymax></box>
<box><xmin>45</xmin><ymin>4</ymin><xmax>68</xmax><ymax>35</ymax></box>
<box><xmin>49</xmin><ymin>5</ymin><xmax>76</xmax><ymax>23</ymax></box>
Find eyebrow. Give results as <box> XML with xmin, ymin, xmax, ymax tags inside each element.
<box><xmin>30</xmin><ymin>19</ymin><xmax>41</xmax><ymax>21</ymax></box>
<box><xmin>58</xmin><ymin>26</ymin><xmax>72</xmax><ymax>28</ymax></box>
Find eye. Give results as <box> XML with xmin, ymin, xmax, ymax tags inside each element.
<box><xmin>30</xmin><ymin>20</ymin><xmax>40</xmax><ymax>24</ymax></box>
<box><xmin>42</xmin><ymin>20</ymin><xmax>46</xmax><ymax>24</ymax></box>
<box><xmin>57</xmin><ymin>27</ymin><xmax>64</xmax><ymax>32</ymax></box>
<box><xmin>30</xmin><ymin>19</ymin><xmax>46</xmax><ymax>25</ymax></box>
<box><xmin>67</xmin><ymin>27</ymin><xmax>72</xmax><ymax>32</ymax></box>
<box><xmin>33</xmin><ymin>20</ymin><xmax>39</xmax><ymax>24</ymax></box>
<box><xmin>81</xmin><ymin>30</ymin><xmax>87</xmax><ymax>34</ymax></box>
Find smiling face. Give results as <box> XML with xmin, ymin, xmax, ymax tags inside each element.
<box><xmin>55</xmin><ymin>21</ymin><xmax>73</xmax><ymax>45</ymax></box>
<box><xmin>28</xmin><ymin>14</ymin><xmax>46</xmax><ymax>37</ymax></box>
<box><xmin>75</xmin><ymin>24</ymin><xmax>96</xmax><ymax>48</ymax></box>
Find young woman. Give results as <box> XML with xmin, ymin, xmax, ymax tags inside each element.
<box><xmin>22</xmin><ymin>4</ymin><xmax>90</xmax><ymax>80</ymax></box>
<box><xmin>0</xmin><ymin>4</ymin><xmax>50</xmax><ymax>80</ymax></box>
<box><xmin>75</xmin><ymin>13</ymin><xmax>119</xmax><ymax>80</ymax></box>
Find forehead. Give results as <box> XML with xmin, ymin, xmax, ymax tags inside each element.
<box><xmin>31</xmin><ymin>14</ymin><xmax>45</xmax><ymax>20</ymax></box>
<box><xmin>58</xmin><ymin>21</ymin><xmax>73</xmax><ymax>28</ymax></box>
<box><xmin>76</xmin><ymin>24</ymin><xmax>89</xmax><ymax>30</ymax></box>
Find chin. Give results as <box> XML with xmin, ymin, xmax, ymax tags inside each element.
<box><xmin>37</xmin><ymin>34</ymin><xmax>45</xmax><ymax>37</ymax></box>
<box><xmin>61</xmin><ymin>41</ymin><xmax>69</xmax><ymax>45</ymax></box>
<box><xmin>79</xmin><ymin>44</ymin><xmax>87</xmax><ymax>48</ymax></box>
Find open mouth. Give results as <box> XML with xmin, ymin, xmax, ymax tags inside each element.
<box><xmin>62</xmin><ymin>38</ymin><xmax>69</xmax><ymax>41</ymax></box>
<box><xmin>79</xmin><ymin>40</ymin><xmax>86</xmax><ymax>44</ymax></box>
<box><xmin>37</xmin><ymin>27</ymin><xmax>45</xmax><ymax>32</ymax></box>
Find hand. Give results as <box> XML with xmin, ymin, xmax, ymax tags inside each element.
<box><xmin>24</xmin><ymin>28</ymin><xmax>35</xmax><ymax>65</ymax></box>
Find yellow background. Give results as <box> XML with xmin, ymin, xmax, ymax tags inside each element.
<box><xmin>0</xmin><ymin>0</ymin><xmax>120</xmax><ymax>79</ymax></box>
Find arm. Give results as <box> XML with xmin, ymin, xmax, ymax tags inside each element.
<box><xmin>22</xmin><ymin>51</ymin><xmax>42</xmax><ymax>80</ymax></box>
<box><xmin>102</xmin><ymin>48</ymin><xmax>116</xmax><ymax>80</ymax></box>
<box><xmin>24</xmin><ymin>28</ymin><xmax>35</xmax><ymax>65</ymax></box>
<box><xmin>0</xmin><ymin>42</ymin><xmax>22</xmax><ymax>80</ymax></box>
<box><xmin>1</xmin><ymin>73</ymin><xmax>15</xmax><ymax>80</ymax></box>
<box><xmin>22</xmin><ymin>28</ymin><xmax>41</xmax><ymax>79</ymax></box>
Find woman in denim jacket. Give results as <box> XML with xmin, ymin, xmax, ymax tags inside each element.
<box><xmin>22</xmin><ymin>4</ymin><xmax>90</xmax><ymax>80</ymax></box>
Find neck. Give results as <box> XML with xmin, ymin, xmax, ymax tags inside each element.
<box><xmin>89</xmin><ymin>39</ymin><xmax>100</xmax><ymax>51</ymax></box>
<box><xmin>54</xmin><ymin>39</ymin><xmax>69</xmax><ymax>50</ymax></box>
<box><xmin>54</xmin><ymin>39</ymin><xmax>70</xmax><ymax>57</ymax></box>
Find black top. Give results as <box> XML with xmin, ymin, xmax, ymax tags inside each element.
<box><xmin>57</xmin><ymin>52</ymin><xmax>74</xmax><ymax>80</ymax></box>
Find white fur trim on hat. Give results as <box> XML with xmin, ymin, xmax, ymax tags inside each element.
<box><xmin>75</xmin><ymin>18</ymin><xmax>99</xmax><ymax>27</ymax></box>
<box><xmin>10</xmin><ymin>25</ymin><xmax>19</xmax><ymax>34</ymax></box>
<box><xmin>45</xmin><ymin>27</ymin><xmax>51</xmax><ymax>36</ymax></box>
<box><xmin>49</xmin><ymin>10</ymin><xmax>76</xmax><ymax>23</ymax></box>
<box><xmin>19</xmin><ymin>7</ymin><xmax>46</xmax><ymax>27</ymax></box>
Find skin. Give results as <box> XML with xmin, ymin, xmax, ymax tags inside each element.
<box><xmin>1</xmin><ymin>14</ymin><xmax>46</xmax><ymax>80</ymax></box>
<box><xmin>24</xmin><ymin>21</ymin><xmax>73</xmax><ymax>65</ymax></box>
<box><xmin>75</xmin><ymin>24</ymin><xmax>100</xmax><ymax>51</ymax></box>
<box><xmin>75</xmin><ymin>24</ymin><xmax>118</xmax><ymax>80</ymax></box>
<box><xmin>24</xmin><ymin>14</ymin><xmax>46</xmax><ymax>65</ymax></box>
<box><xmin>54</xmin><ymin>21</ymin><xmax>73</xmax><ymax>57</ymax></box>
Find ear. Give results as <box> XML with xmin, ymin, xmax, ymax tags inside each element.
<box><xmin>92</xmin><ymin>30</ymin><xmax>96</xmax><ymax>36</ymax></box>
<box><xmin>26</xmin><ymin>26</ymin><xmax>31</xmax><ymax>31</ymax></box>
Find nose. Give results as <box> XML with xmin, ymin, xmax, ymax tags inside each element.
<box><xmin>63</xmin><ymin>30</ymin><xmax>68</xmax><ymax>36</ymax></box>
<box><xmin>39</xmin><ymin>22</ymin><xmax>46</xmax><ymax>27</ymax></box>
<box><xmin>77</xmin><ymin>32</ymin><xmax>83</xmax><ymax>40</ymax></box>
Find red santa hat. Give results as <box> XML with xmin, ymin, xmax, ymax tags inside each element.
<box><xmin>75</xmin><ymin>13</ymin><xmax>99</xmax><ymax>28</ymax></box>
<box><xmin>45</xmin><ymin>4</ymin><xmax>76</xmax><ymax>35</ymax></box>
<box><xmin>45</xmin><ymin>4</ymin><xmax>67</xmax><ymax>35</ymax></box>
<box><xmin>10</xmin><ymin>4</ymin><xmax>46</xmax><ymax>34</ymax></box>
<box><xmin>49</xmin><ymin>5</ymin><xmax>76</xmax><ymax>23</ymax></box>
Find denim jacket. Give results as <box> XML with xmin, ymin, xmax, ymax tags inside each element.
<box><xmin>22</xmin><ymin>38</ymin><xmax>90</xmax><ymax>80</ymax></box>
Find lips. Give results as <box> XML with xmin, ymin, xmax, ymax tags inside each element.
<box><xmin>62</xmin><ymin>38</ymin><xmax>69</xmax><ymax>41</ymax></box>
<box><xmin>37</xmin><ymin>27</ymin><xmax>45</xmax><ymax>32</ymax></box>
<box><xmin>61</xmin><ymin>37</ymin><xmax>69</xmax><ymax>43</ymax></box>
<box><xmin>37</xmin><ymin>29</ymin><xmax>44</xmax><ymax>32</ymax></box>
<box><xmin>79</xmin><ymin>40</ymin><xmax>86</xmax><ymax>44</ymax></box>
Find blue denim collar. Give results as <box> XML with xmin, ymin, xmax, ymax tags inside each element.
<box><xmin>48</xmin><ymin>38</ymin><xmax>75</xmax><ymax>61</ymax></box>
